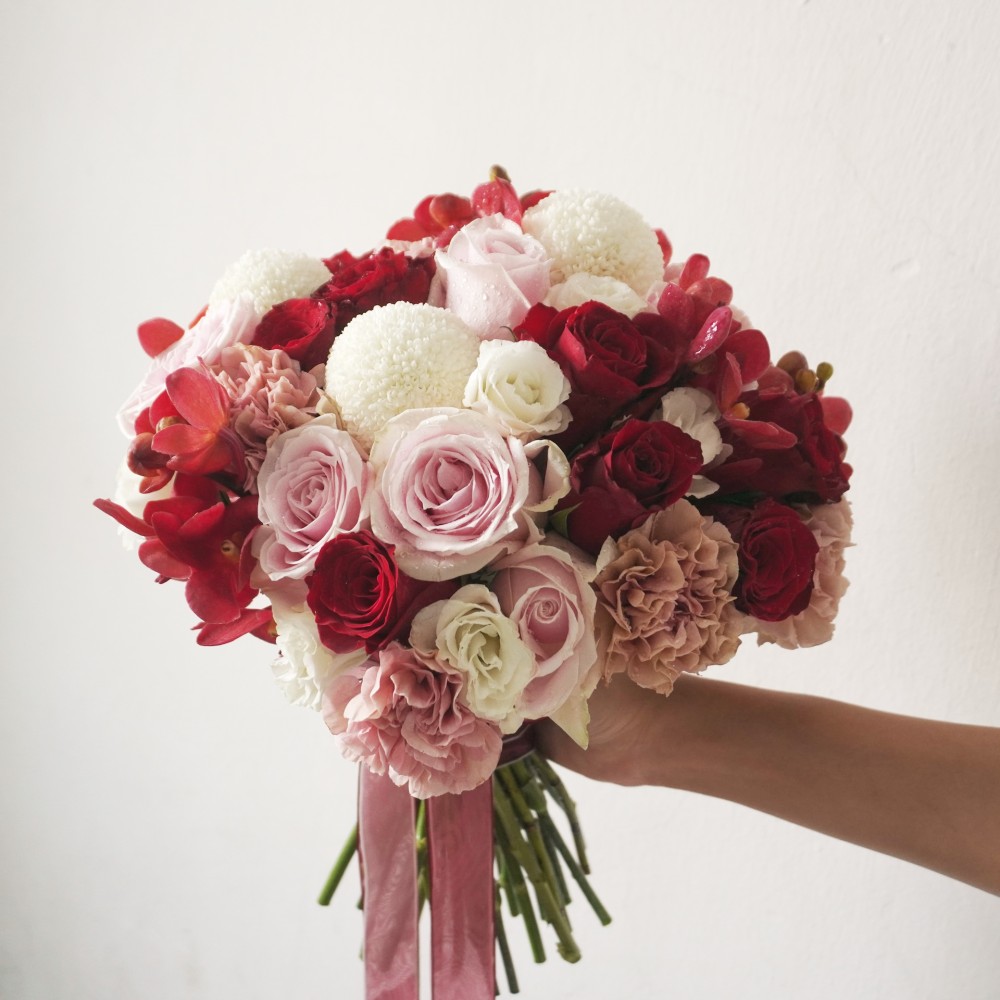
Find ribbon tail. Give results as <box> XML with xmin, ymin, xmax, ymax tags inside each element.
<box><xmin>428</xmin><ymin>780</ymin><xmax>495</xmax><ymax>1000</ymax></box>
<box><xmin>358</xmin><ymin>767</ymin><xmax>419</xmax><ymax>1000</ymax></box>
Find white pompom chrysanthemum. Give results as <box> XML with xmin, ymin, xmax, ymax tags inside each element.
<box><xmin>523</xmin><ymin>190</ymin><xmax>664</xmax><ymax>296</ymax></box>
<box><xmin>209</xmin><ymin>249</ymin><xmax>331</xmax><ymax>315</ymax></box>
<box><xmin>326</xmin><ymin>302</ymin><xmax>481</xmax><ymax>448</ymax></box>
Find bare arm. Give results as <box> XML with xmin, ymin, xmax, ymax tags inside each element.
<box><xmin>537</xmin><ymin>676</ymin><xmax>1000</xmax><ymax>895</ymax></box>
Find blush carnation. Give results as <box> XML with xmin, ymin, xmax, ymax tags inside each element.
<box><xmin>522</xmin><ymin>190</ymin><xmax>664</xmax><ymax>295</ymax></box>
<box><xmin>326</xmin><ymin>303</ymin><xmax>481</xmax><ymax>449</ymax></box>
<box><xmin>209</xmin><ymin>249</ymin><xmax>331</xmax><ymax>315</ymax></box>
<box><xmin>593</xmin><ymin>499</ymin><xmax>741</xmax><ymax>693</ymax></box>
<box><xmin>752</xmin><ymin>499</ymin><xmax>852</xmax><ymax>648</ymax></box>
<box><xmin>322</xmin><ymin>645</ymin><xmax>502</xmax><ymax>798</ymax></box>
<box><xmin>214</xmin><ymin>345</ymin><xmax>321</xmax><ymax>487</ymax></box>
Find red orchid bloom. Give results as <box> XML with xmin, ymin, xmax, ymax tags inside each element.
<box><xmin>151</xmin><ymin>365</ymin><xmax>245</xmax><ymax>478</ymax></box>
<box><xmin>94</xmin><ymin>476</ymin><xmax>271</xmax><ymax>645</ymax></box>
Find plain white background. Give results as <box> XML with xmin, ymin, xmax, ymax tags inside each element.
<box><xmin>2</xmin><ymin>1</ymin><xmax>999</xmax><ymax>997</ymax></box>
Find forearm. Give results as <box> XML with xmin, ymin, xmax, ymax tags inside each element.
<box><xmin>544</xmin><ymin>676</ymin><xmax>1000</xmax><ymax>895</ymax></box>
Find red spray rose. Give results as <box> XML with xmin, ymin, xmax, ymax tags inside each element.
<box><xmin>313</xmin><ymin>248</ymin><xmax>435</xmax><ymax>333</ymax></box>
<box><xmin>516</xmin><ymin>302</ymin><xmax>687</xmax><ymax>452</ymax></box>
<box><xmin>557</xmin><ymin>419</ymin><xmax>705</xmax><ymax>555</ymax></box>
<box><xmin>251</xmin><ymin>298</ymin><xmax>337</xmax><ymax>372</ymax></box>
<box><xmin>306</xmin><ymin>530</ymin><xmax>454</xmax><ymax>654</ymax></box>
<box><xmin>712</xmin><ymin>499</ymin><xmax>819</xmax><ymax>621</ymax></box>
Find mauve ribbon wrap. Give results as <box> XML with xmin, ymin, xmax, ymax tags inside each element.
<box><xmin>428</xmin><ymin>782</ymin><xmax>495</xmax><ymax>1000</ymax></box>
<box><xmin>358</xmin><ymin>768</ymin><xmax>496</xmax><ymax>1000</ymax></box>
<box><xmin>359</xmin><ymin>769</ymin><xmax>419</xmax><ymax>1000</ymax></box>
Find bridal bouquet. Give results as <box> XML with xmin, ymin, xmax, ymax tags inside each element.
<box><xmin>96</xmin><ymin>167</ymin><xmax>852</xmax><ymax>998</ymax></box>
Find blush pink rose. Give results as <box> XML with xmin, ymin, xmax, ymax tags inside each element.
<box><xmin>435</xmin><ymin>214</ymin><xmax>551</xmax><ymax>338</ymax></box>
<box><xmin>322</xmin><ymin>644</ymin><xmax>502</xmax><ymax>798</ymax></box>
<box><xmin>752</xmin><ymin>499</ymin><xmax>852</xmax><ymax>649</ymax></box>
<box><xmin>117</xmin><ymin>295</ymin><xmax>259</xmax><ymax>435</ymax></box>
<box><xmin>368</xmin><ymin>408</ymin><xmax>535</xmax><ymax>581</ymax></box>
<box><xmin>254</xmin><ymin>414</ymin><xmax>371</xmax><ymax>580</ymax></box>
<box><xmin>491</xmin><ymin>543</ymin><xmax>599</xmax><ymax>729</ymax></box>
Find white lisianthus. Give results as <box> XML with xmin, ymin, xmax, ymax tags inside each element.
<box><xmin>271</xmin><ymin>599</ymin><xmax>366</xmax><ymax>710</ymax></box>
<box><xmin>522</xmin><ymin>190</ymin><xmax>664</xmax><ymax>296</ymax></box>
<box><xmin>463</xmin><ymin>340</ymin><xmax>571</xmax><ymax>440</ymax></box>
<box><xmin>545</xmin><ymin>273</ymin><xmax>649</xmax><ymax>318</ymax></box>
<box><xmin>409</xmin><ymin>584</ymin><xmax>534</xmax><ymax>733</ymax></box>
<box><xmin>326</xmin><ymin>303</ymin><xmax>481</xmax><ymax>449</ymax></box>
<box><xmin>658</xmin><ymin>387</ymin><xmax>724</xmax><ymax>499</ymax></box>
<box><xmin>209</xmin><ymin>249</ymin><xmax>331</xmax><ymax>315</ymax></box>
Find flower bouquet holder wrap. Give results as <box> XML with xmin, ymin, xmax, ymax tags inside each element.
<box><xmin>96</xmin><ymin>167</ymin><xmax>853</xmax><ymax>997</ymax></box>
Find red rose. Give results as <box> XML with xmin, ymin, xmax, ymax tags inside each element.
<box><xmin>311</xmin><ymin>248</ymin><xmax>434</xmax><ymax>335</ymax></box>
<box><xmin>516</xmin><ymin>302</ymin><xmax>687</xmax><ymax>452</ymax></box>
<box><xmin>557</xmin><ymin>419</ymin><xmax>704</xmax><ymax>554</ymax></box>
<box><xmin>707</xmin><ymin>388</ymin><xmax>851</xmax><ymax>502</ymax></box>
<box><xmin>251</xmin><ymin>298</ymin><xmax>337</xmax><ymax>371</ymax></box>
<box><xmin>713</xmin><ymin>499</ymin><xmax>819</xmax><ymax>621</ymax></box>
<box><xmin>306</xmin><ymin>530</ymin><xmax>453</xmax><ymax>654</ymax></box>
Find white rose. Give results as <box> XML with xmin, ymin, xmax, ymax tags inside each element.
<box><xmin>545</xmin><ymin>273</ymin><xmax>649</xmax><ymax>318</ymax></box>
<box><xmin>462</xmin><ymin>340</ymin><xmax>571</xmax><ymax>440</ymax></box>
<box><xmin>271</xmin><ymin>598</ymin><xmax>365</xmax><ymax>710</ymax></box>
<box><xmin>409</xmin><ymin>584</ymin><xmax>534</xmax><ymax>732</ymax></box>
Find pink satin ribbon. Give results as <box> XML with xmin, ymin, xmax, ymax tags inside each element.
<box><xmin>358</xmin><ymin>769</ymin><xmax>495</xmax><ymax>1000</ymax></box>
<box><xmin>358</xmin><ymin>768</ymin><xmax>419</xmax><ymax>1000</ymax></box>
<box><xmin>428</xmin><ymin>782</ymin><xmax>495</xmax><ymax>1000</ymax></box>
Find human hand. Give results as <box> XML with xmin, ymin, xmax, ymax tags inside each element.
<box><xmin>535</xmin><ymin>673</ymin><xmax>681</xmax><ymax>786</ymax></box>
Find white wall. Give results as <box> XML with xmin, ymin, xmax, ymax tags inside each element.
<box><xmin>2</xmin><ymin>1</ymin><xmax>998</xmax><ymax>998</ymax></box>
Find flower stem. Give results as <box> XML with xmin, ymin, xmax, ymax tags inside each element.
<box><xmin>493</xmin><ymin>781</ymin><xmax>546</xmax><ymax>963</ymax></box>
<box><xmin>529</xmin><ymin>755</ymin><xmax>590</xmax><ymax>874</ymax></box>
<box><xmin>496</xmin><ymin>767</ymin><xmax>580</xmax><ymax>963</ymax></box>
<box><xmin>317</xmin><ymin>823</ymin><xmax>358</xmax><ymax>906</ymax></box>
<box><xmin>494</xmin><ymin>880</ymin><xmax>520</xmax><ymax>994</ymax></box>
<box><xmin>537</xmin><ymin>812</ymin><xmax>612</xmax><ymax>927</ymax></box>
<box><xmin>415</xmin><ymin>799</ymin><xmax>430</xmax><ymax>916</ymax></box>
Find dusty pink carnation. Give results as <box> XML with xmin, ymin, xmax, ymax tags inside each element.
<box><xmin>322</xmin><ymin>644</ymin><xmax>502</xmax><ymax>798</ymax></box>
<box><xmin>752</xmin><ymin>499</ymin><xmax>852</xmax><ymax>649</ymax></box>
<box><xmin>593</xmin><ymin>499</ymin><xmax>741</xmax><ymax>694</ymax></box>
<box><xmin>215</xmin><ymin>345</ymin><xmax>321</xmax><ymax>487</ymax></box>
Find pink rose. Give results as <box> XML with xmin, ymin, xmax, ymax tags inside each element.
<box><xmin>368</xmin><ymin>408</ymin><xmax>535</xmax><ymax>581</ymax></box>
<box><xmin>491</xmin><ymin>542</ymin><xmax>600</xmax><ymax>745</ymax></box>
<box><xmin>435</xmin><ymin>214</ymin><xmax>551</xmax><ymax>338</ymax></box>
<box><xmin>254</xmin><ymin>415</ymin><xmax>371</xmax><ymax>580</ymax></box>
<box><xmin>752</xmin><ymin>499</ymin><xmax>852</xmax><ymax>648</ymax></box>
<box><xmin>322</xmin><ymin>644</ymin><xmax>502</xmax><ymax>798</ymax></box>
<box><xmin>117</xmin><ymin>295</ymin><xmax>259</xmax><ymax>436</ymax></box>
